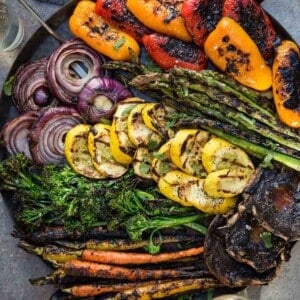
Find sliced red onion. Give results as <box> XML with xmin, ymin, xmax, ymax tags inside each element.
<box><xmin>78</xmin><ymin>77</ymin><xmax>132</xmax><ymax>124</ymax></box>
<box><xmin>0</xmin><ymin>111</ymin><xmax>41</xmax><ymax>159</ymax></box>
<box><xmin>47</xmin><ymin>38</ymin><xmax>106</xmax><ymax>104</ymax></box>
<box><xmin>28</xmin><ymin>107</ymin><xmax>83</xmax><ymax>165</ymax></box>
<box><xmin>12</xmin><ymin>58</ymin><xmax>59</xmax><ymax>113</ymax></box>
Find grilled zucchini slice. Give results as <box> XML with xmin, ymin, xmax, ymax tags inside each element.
<box><xmin>158</xmin><ymin>170</ymin><xmax>237</xmax><ymax>214</ymax></box>
<box><xmin>110</xmin><ymin>98</ymin><xmax>144</xmax><ymax>164</ymax></box>
<box><xmin>88</xmin><ymin>123</ymin><xmax>128</xmax><ymax>178</ymax></box>
<box><xmin>169</xmin><ymin>129</ymin><xmax>210</xmax><ymax>177</ymax></box>
<box><xmin>64</xmin><ymin>124</ymin><xmax>105</xmax><ymax>179</ymax></box>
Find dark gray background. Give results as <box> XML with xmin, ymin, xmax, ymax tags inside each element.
<box><xmin>0</xmin><ymin>1</ymin><xmax>299</xmax><ymax>299</ymax></box>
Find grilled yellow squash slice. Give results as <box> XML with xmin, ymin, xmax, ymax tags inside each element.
<box><xmin>202</xmin><ymin>137</ymin><xmax>255</xmax><ymax>198</ymax></box>
<box><xmin>202</xmin><ymin>137</ymin><xmax>254</xmax><ymax>173</ymax></box>
<box><xmin>158</xmin><ymin>170</ymin><xmax>237</xmax><ymax>214</ymax></box>
<box><xmin>64</xmin><ymin>124</ymin><xmax>105</xmax><ymax>179</ymax></box>
<box><xmin>151</xmin><ymin>140</ymin><xmax>178</xmax><ymax>182</ymax></box>
<box><xmin>127</xmin><ymin>103</ymin><xmax>163</xmax><ymax>149</ymax></box>
<box><xmin>169</xmin><ymin>129</ymin><xmax>210</xmax><ymax>177</ymax></box>
<box><xmin>132</xmin><ymin>147</ymin><xmax>154</xmax><ymax>180</ymax></box>
<box><xmin>88</xmin><ymin>123</ymin><xmax>128</xmax><ymax>178</ymax></box>
<box><xmin>141</xmin><ymin>103</ymin><xmax>176</xmax><ymax>138</ymax></box>
<box><xmin>204</xmin><ymin>168</ymin><xmax>253</xmax><ymax>198</ymax></box>
<box><xmin>110</xmin><ymin>98</ymin><xmax>144</xmax><ymax>164</ymax></box>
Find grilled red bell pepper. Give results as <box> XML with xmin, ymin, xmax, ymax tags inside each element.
<box><xmin>95</xmin><ymin>0</ymin><xmax>153</xmax><ymax>43</ymax></box>
<box><xmin>142</xmin><ymin>33</ymin><xmax>207</xmax><ymax>71</ymax></box>
<box><xmin>222</xmin><ymin>0</ymin><xmax>277</xmax><ymax>59</ymax></box>
<box><xmin>181</xmin><ymin>0</ymin><xmax>223</xmax><ymax>47</ymax></box>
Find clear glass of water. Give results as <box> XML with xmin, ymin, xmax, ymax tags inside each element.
<box><xmin>0</xmin><ymin>0</ymin><xmax>24</xmax><ymax>52</ymax></box>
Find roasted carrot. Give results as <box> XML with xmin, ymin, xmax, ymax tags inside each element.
<box><xmin>81</xmin><ymin>246</ymin><xmax>204</xmax><ymax>265</ymax></box>
<box><xmin>63</xmin><ymin>280</ymin><xmax>159</xmax><ymax>297</ymax></box>
<box><xmin>108</xmin><ymin>277</ymin><xmax>223</xmax><ymax>299</ymax></box>
<box><xmin>63</xmin><ymin>260</ymin><xmax>201</xmax><ymax>281</ymax></box>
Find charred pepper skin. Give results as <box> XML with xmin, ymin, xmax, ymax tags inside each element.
<box><xmin>95</xmin><ymin>0</ymin><xmax>153</xmax><ymax>43</ymax></box>
<box><xmin>222</xmin><ymin>0</ymin><xmax>277</xmax><ymax>60</ymax></box>
<box><xmin>143</xmin><ymin>33</ymin><xmax>207</xmax><ymax>71</ymax></box>
<box><xmin>272</xmin><ymin>40</ymin><xmax>300</xmax><ymax>128</ymax></box>
<box><xmin>181</xmin><ymin>0</ymin><xmax>223</xmax><ymax>47</ymax></box>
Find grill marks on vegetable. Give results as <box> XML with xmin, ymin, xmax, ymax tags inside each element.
<box><xmin>152</xmin><ymin>0</ymin><xmax>183</xmax><ymax>24</ymax></box>
<box><xmin>98</xmin><ymin>0</ymin><xmax>152</xmax><ymax>42</ymax></box>
<box><xmin>218</xmin><ymin>35</ymin><xmax>251</xmax><ymax>76</ymax></box>
<box><xmin>277</xmin><ymin>50</ymin><xmax>300</xmax><ymax>110</ymax></box>
<box><xmin>181</xmin><ymin>0</ymin><xmax>223</xmax><ymax>47</ymax></box>
<box><xmin>161</xmin><ymin>37</ymin><xmax>202</xmax><ymax>62</ymax></box>
<box><xmin>85</xmin><ymin>17</ymin><xmax>117</xmax><ymax>42</ymax></box>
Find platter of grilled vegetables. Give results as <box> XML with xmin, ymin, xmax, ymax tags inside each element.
<box><xmin>0</xmin><ymin>0</ymin><xmax>299</xmax><ymax>299</ymax></box>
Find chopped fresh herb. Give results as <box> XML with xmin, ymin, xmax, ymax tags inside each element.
<box><xmin>148</xmin><ymin>139</ymin><xmax>160</xmax><ymax>151</ymax></box>
<box><xmin>261</xmin><ymin>231</ymin><xmax>273</xmax><ymax>249</ymax></box>
<box><xmin>139</xmin><ymin>162</ymin><xmax>151</xmax><ymax>174</ymax></box>
<box><xmin>152</xmin><ymin>151</ymin><xmax>165</xmax><ymax>161</ymax></box>
<box><xmin>3</xmin><ymin>76</ymin><xmax>14</xmax><ymax>96</ymax></box>
<box><xmin>121</xmin><ymin>104</ymin><xmax>136</xmax><ymax>116</ymax></box>
<box><xmin>114</xmin><ymin>36</ymin><xmax>126</xmax><ymax>51</ymax></box>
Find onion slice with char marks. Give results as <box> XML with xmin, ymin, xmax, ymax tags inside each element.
<box><xmin>47</xmin><ymin>38</ymin><xmax>106</xmax><ymax>104</ymax></box>
<box><xmin>78</xmin><ymin>77</ymin><xmax>132</xmax><ymax>124</ymax></box>
<box><xmin>28</xmin><ymin>107</ymin><xmax>83</xmax><ymax>165</ymax></box>
<box><xmin>0</xmin><ymin>111</ymin><xmax>41</xmax><ymax>159</ymax></box>
<box><xmin>12</xmin><ymin>58</ymin><xmax>59</xmax><ymax>112</ymax></box>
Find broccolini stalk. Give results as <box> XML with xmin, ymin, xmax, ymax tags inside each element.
<box><xmin>125</xmin><ymin>214</ymin><xmax>207</xmax><ymax>254</ymax></box>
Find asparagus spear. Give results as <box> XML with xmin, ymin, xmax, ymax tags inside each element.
<box><xmin>171</xmin><ymin>68</ymin><xmax>275</xmax><ymax>116</ymax></box>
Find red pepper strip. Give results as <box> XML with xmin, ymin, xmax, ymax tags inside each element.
<box><xmin>142</xmin><ymin>33</ymin><xmax>207</xmax><ymax>71</ymax></box>
<box><xmin>181</xmin><ymin>0</ymin><xmax>223</xmax><ymax>47</ymax></box>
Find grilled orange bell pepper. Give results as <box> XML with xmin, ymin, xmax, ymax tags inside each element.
<box><xmin>204</xmin><ymin>17</ymin><xmax>272</xmax><ymax>91</ymax></box>
<box><xmin>69</xmin><ymin>0</ymin><xmax>140</xmax><ymax>61</ymax></box>
<box><xmin>126</xmin><ymin>0</ymin><xmax>192</xmax><ymax>42</ymax></box>
<box><xmin>272</xmin><ymin>40</ymin><xmax>300</xmax><ymax>128</ymax></box>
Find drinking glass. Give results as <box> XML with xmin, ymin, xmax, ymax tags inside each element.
<box><xmin>0</xmin><ymin>0</ymin><xmax>24</xmax><ymax>52</ymax></box>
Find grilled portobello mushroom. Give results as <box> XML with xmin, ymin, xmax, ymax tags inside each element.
<box><xmin>224</xmin><ymin>211</ymin><xmax>289</xmax><ymax>273</ymax></box>
<box><xmin>204</xmin><ymin>213</ymin><xmax>282</xmax><ymax>287</ymax></box>
<box><xmin>242</xmin><ymin>167</ymin><xmax>300</xmax><ymax>241</ymax></box>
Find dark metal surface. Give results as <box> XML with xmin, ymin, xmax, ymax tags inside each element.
<box><xmin>0</xmin><ymin>1</ymin><xmax>299</xmax><ymax>299</ymax></box>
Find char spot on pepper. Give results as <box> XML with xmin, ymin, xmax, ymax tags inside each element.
<box><xmin>91</xmin><ymin>26</ymin><xmax>101</xmax><ymax>34</ymax></box>
<box><xmin>222</xmin><ymin>35</ymin><xmax>230</xmax><ymax>43</ymax></box>
<box><xmin>227</xmin><ymin>44</ymin><xmax>236</xmax><ymax>52</ymax></box>
<box><xmin>161</xmin><ymin>38</ymin><xmax>202</xmax><ymax>62</ymax></box>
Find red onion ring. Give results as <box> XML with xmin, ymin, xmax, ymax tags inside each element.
<box><xmin>12</xmin><ymin>58</ymin><xmax>59</xmax><ymax>113</ymax></box>
<box><xmin>28</xmin><ymin>107</ymin><xmax>83</xmax><ymax>165</ymax></box>
<box><xmin>47</xmin><ymin>38</ymin><xmax>106</xmax><ymax>104</ymax></box>
<box><xmin>78</xmin><ymin>77</ymin><xmax>132</xmax><ymax>123</ymax></box>
<box><xmin>0</xmin><ymin>111</ymin><xmax>41</xmax><ymax>159</ymax></box>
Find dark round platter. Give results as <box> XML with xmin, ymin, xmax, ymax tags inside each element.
<box><xmin>0</xmin><ymin>1</ymin><xmax>299</xmax><ymax>299</ymax></box>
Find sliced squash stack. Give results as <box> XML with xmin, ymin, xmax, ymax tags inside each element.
<box><xmin>64</xmin><ymin>98</ymin><xmax>255</xmax><ymax>215</ymax></box>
